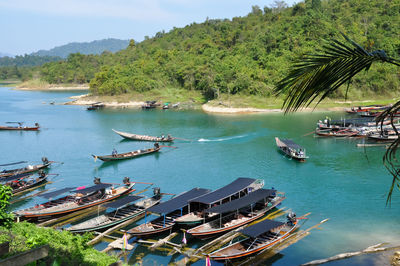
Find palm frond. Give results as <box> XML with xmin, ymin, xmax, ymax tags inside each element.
<box><xmin>275</xmin><ymin>34</ymin><xmax>400</xmax><ymax>113</ymax></box>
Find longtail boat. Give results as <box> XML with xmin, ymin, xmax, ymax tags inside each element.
<box><xmin>127</xmin><ymin>187</ymin><xmax>211</xmax><ymax>237</ymax></box>
<box><xmin>112</xmin><ymin>129</ymin><xmax>174</xmax><ymax>142</ymax></box>
<box><xmin>67</xmin><ymin>189</ymin><xmax>162</xmax><ymax>233</ymax></box>
<box><xmin>142</xmin><ymin>100</ymin><xmax>160</xmax><ymax>109</ymax></box>
<box><xmin>87</xmin><ymin>102</ymin><xmax>105</xmax><ymax>110</ymax></box>
<box><xmin>368</xmin><ymin>132</ymin><xmax>398</xmax><ymax>142</ymax></box>
<box><xmin>345</xmin><ymin>104</ymin><xmax>390</xmax><ymax>114</ymax></box>
<box><xmin>0</xmin><ymin>122</ymin><xmax>40</xmax><ymax>131</ymax></box>
<box><xmin>315</xmin><ymin>128</ymin><xmax>359</xmax><ymax>137</ymax></box>
<box><xmin>209</xmin><ymin>214</ymin><xmax>299</xmax><ymax>260</ymax></box>
<box><xmin>14</xmin><ymin>180</ymin><xmax>135</xmax><ymax>221</ymax></box>
<box><xmin>275</xmin><ymin>137</ymin><xmax>307</xmax><ymax>162</ymax></box>
<box><xmin>174</xmin><ymin>177</ymin><xmax>264</xmax><ymax>226</ymax></box>
<box><xmin>92</xmin><ymin>144</ymin><xmax>161</xmax><ymax>162</ymax></box>
<box><xmin>0</xmin><ymin>157</ymin><xmax>51</xmax><ymax>179</ymax></box>
<box><xmin>187</xmin><ymin>189</ymin><xmax>285</xmax><ymax>239</ymax></box>
<box><xmin>5</xmin><ymin>171</ymin><xmax>48</xmax><ymax>196</ymax></box>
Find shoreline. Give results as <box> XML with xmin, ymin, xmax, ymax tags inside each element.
<box><xmin>16</xmin><ymin>85</ymin><xmax>89</xmax><ymax>91</ymax></box>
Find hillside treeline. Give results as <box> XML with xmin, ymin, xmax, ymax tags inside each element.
<box><xmin>12</xmin><ymin>0</ymin><xmax>400</xmax><ymax>98</ymax></box>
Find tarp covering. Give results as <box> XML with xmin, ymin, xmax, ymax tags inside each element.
<box><xmin>104</xmin><ymin>195</ymin><xmax>143</xmax><ymax>209</ymax></box>
<box><xmin>1</xmin><ymin>172</ymin><xmax>33</xmax><ymax>182</ymax></box>
<box><xmin>73</xmin><ymin>183</ymin><xmax>112</xmax><ymax>194</ymax></box>
<box><xmin>40</xmin><ymin>187</ymin><xmax>76</xmax><ymax>199</ymax></box>
<box><xmin>205</xmin><ymin>189</ymin><xmax>276</xmax><ymax>214</ymax></box>
<box><xmin>280</xmin><ymin>139</ymin><xmax>303</xmax><ymax>150</ymax></box>
<box><xmin>239</xmin><ymin>219</ymin><xmax>284</xmax><ymax>238</ymax></box>
<box><xmin>147</xmin><ymin>187</ymin><xmax>211</xmax><ymax>214</ymax></box>
<box><xmin>189</xmin><ymin>177</ymin><xmax>257</xmax><ymax>205</ymax></box>
<box><xmin>330</xmin><ymin>117</ymin><xmax>376</xmax><ymax>127</ymax></box>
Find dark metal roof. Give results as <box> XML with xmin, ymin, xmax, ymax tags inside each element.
<box><xmin>147</xmin><ymin>187</ymin><xmax>211</xmax><ymax>214</ymax></box>
<box><xmin>1</xmin><ymin>172</ymin><xmax>32</xmax><ymax>182</ymax></box>
<box><xmin>239</xmin><ymin>219</ymin><xmax>285</xmax><ymax>238</ymax></box>
<box><xmin>205</xmin><ymin>189</ymin><xmax>276</xmax><ymax>214</ymax></box>
<box><xmin>73</xmin><ymin>184</ymin><xmax>112</xmax><ymax>194</ymax></box>
<box><xmin>330</xmin><ymin>117</ymin><xmax>376</xmax><ymax>127</ymax></box>
<box><xmin>189</xmin><ymin>177</ymin><xmax>257</xmax><ymax>205</ymax></box>
<box><xmin>280</xmin><ymin>139</ymin><xmax>303</xmax><ymax>150</ymax></box>
<box><xmin>40</xmin><ymin>187</ymin><xmax>76</xmax><ymax>199</ymax></box>
<box><xmin>104</xmin><ymin>195</ymin><xmax>143</xmax><ymax>209</ymax></box>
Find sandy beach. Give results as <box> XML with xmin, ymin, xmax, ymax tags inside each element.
<box><xmin>66</xmin><ymin>94</ymin><xmax>144</xmax><ymax>108</ymax></box>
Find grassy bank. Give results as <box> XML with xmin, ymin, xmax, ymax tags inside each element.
<box><xmin>0</xmin><ymin>80</ymin><xmax>21</xmax><ymax>87</ymax></box>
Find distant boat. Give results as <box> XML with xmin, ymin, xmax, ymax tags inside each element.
<box><xmin>92</xmin><ymin>144</ymin><xmax>161</xmax><ymax>162</ymax></box>
<box><xmin>112</xmin><ymin>129</ymin><xmax>174</xmax><ymax>142</ymax></box>
<box><xmin>87</xmin><ymin>102</ymin><xmax>105</xmax><ymax>110</ymax></box>
<box><xmin>0</xmin><ymin>122</ymin><xmax>40</xmax><ymax>131</ymax></box>
<box><xmin>142</xmin><ymin>101</ymin><xmax>160</xmax><ymax>109</ymax></box>
<box><xmin>275</xmin><ymin>137</ymin><xmax>308</xmax><ymax>162</ymax></box>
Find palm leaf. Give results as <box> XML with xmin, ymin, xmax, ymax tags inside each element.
<box><xmin>275</xmin><ymin>34</ymin><xmax>400</xmax><ymax>112</ymax></box>
<box><xmin>275</xmin><ymin>34</ymin><xmax>400</xmax><ymax>203</ymax></box>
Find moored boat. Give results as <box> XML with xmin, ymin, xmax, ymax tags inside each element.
<box><xmin>112</xmin><ymin>129</ymin><xmax>174</xmax><ymax>142</ymax></box>
<box><xmin>275</xmin><ymin>137</ymin><xmax>307</xmax><ymax>161</ymax></box>
<box><xmin>0</xmin><ymin>122</ymin><xmax>40</xmax><ymax>131</ymax></box>
<box><xmin>187</xmin><ymin>189</ymin><xmax>285</xmax><ymax>239</ymax></box>
<box><xmin>67</xmin><ymin>188</ymin><xmax>162</xmax><ymax>233</ymax></box>
<box><xmin>175</xmin><ymin>177</ymin><xmax>264</xmax><ymax>226</ymax></box>
<box><xmin>0</xmin><ymin>157</ymin><xmax>51</xmax><ymax>179</ymax></box>
<box><xmin>208</xmin><ymin>213</ymin><xmax>299</xmax><ymax>260</ymax></box>
<box><xmin>142</xmin><ymin>101</ymin><xmax>160</xmax><ymax>109</ymax></box>
<box><xmin>127</xmin><ymin>187</ymin><xmax>211</xmax><ymax>237</ymax></box>
<box><xmin>87</xmin><ymin>102</ymin><xmax>105</xmax><ymax>110</ymax></box>
<box><xmin>315</xmin><ymin>128</ymin><xmax>359</xmax><ymax>137</ymax></box>
<box><xmin>14</xmin><ymin>179</ymin><xmax>135</xmax><ymax>221</ymax></box>
<box><xmin>4</xmin><ymin>171</ymin><xmax>48</xmax><ymax>196</ymax></box>
<box><xmin>92</xmin><ymin>143</ymin><xmax>161</xmax><ymax>162</ymax></box>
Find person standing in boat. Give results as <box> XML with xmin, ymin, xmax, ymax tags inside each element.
<box><xmin>112</xmin><ymin>148</ymin><xmax>118</xmax><ymax>157</ymax></box>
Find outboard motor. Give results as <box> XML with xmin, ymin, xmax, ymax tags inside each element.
<box><xmin>123</xmin><ymin>177</ymin><xmax>130</xmax><ymax>185</ymax></box>
<box><xmin>154</xmin><ymin>142</ymin><xmax>160</xmax><ymax>149</ymax></box>
<box><xmin>42</xmin><ymin>157</ymin><xmax>49</xmax><ymax>164</ymax></box>
<box><xmin>94</xmin><ymin>177</ymin><xmax>101</xmax><ymax>184</ymax></box>
<box><xmin>153</xmin><ymin>187</ymin><xmax>161</xmax><ymax>196</ymax></box>
<box><xmin>287</xmin><ymin>212</ymin><xmax>297</xmax><ymax>226</ymax></box>
<box><xmin>38</xmin><ymin>170</ymin><xmax>45</xmax><ymax>177</ymax></box>
<box><xmin>35</xmin><ymin>123</ymin><xmax>40</xmax><ymax>128</ymax></box>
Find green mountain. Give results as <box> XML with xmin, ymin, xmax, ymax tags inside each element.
<box><xmin>32</xmin><ymin>38</ymin><xmax>130</xmax><ymax>58</ymax></box>
<box><xmin>30</xmin><ymin>0</ymin><xmax>400</xmax><ymax>98</ymax></box>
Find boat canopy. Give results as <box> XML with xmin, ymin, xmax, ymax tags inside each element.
<box><xmin>280</xmin><ymin>139</ymin><xmax>303</xmax><ymax>150</ymax></box>
<box><xmin>239</xmin><ymin>219</ymin><xmax>285</xmax><ymax>238</ymax></box>
<box><xmin>74</xmin><ymin>183</ymin><xmax>112</xmax><ymax>194</ymax></box>
<box><xmin>330</xmin><ymin>117</ymin><xmax>376</xmax><ymax>127</ymax></box>
<box><xmin>104</xmin><ymin>195</ymin><xmax>143</xmax><ymax>209</ymax></box>
<box><xmin>205</xmin><ymin>189</ymin><xmax>276</xmax><ymax>214</ymax></box>
<box><xmin>1</xmin><ymin>172</ymin><xmax>32</xmax><ymax>182</ymax></box>
<box><xmin>189</xmin><ymin>177</ymin><xmax>257</xmax><ymax>205</ymax></box>
<box><xmin>147</xmin><ymin>187</ymin><xmax>210</xmax><ymax>215</ymax></box>
<box><xmin>40</xmin><ymin>187</ymin><xmax>76</xmax><ymax>199</ymax></box>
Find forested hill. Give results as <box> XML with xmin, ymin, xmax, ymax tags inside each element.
<box><xmin>32</xmin><ymin>38</ymin><xmax>130</xmax><ymax>58</ymax></box>
<box><xmin>37</xmin><ymin>0</ymin><xmax>400</xmax><ymax>98</ymax></box>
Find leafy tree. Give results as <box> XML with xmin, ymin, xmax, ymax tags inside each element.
<box><xmin>275</xmin><ymin>34</ymin><xmax>400</xmax><ymax>203</ymax></box>
<box><xmin>0</xmin><ymin>184</ymin><xmax>13</xmax><ymax>228</ymax></box>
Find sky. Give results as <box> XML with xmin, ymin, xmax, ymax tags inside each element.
<box><xmin>0</xmin><ymin>0</ymin><xmax>299</xmax><ymax>55</ymax></box>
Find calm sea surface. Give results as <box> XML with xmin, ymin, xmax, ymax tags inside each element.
<box><xmin>1</xmin><ymin>87</ymin><xmax>399</xmax><ymax>265</ymax></box>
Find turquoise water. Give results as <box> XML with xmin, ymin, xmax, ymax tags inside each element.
<box><xmin>2</xmin><ymin>87</ymin><xmax>399</xmax><ymax>265</ymax></box>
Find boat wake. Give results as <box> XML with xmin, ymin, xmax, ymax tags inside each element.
<box><xmin>198</xmin><ymin>135</ymin><xmax>247</xmax><ymax>142</ymax></box>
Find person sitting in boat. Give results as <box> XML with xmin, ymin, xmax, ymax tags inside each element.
<box><xmin>167</xmin><ymin>134</ymin><xmax>172</xmax><ymax>140</ymax></box>
<box><xmin>154</xmin><ymin>142</ymin><xmax>160</xmax><ymax>149</ymax></box>
<box><xmin>112</xmin><ymin>148</ymin><xmax>118</xmax><ymax>157</ymax></box>
<box><xmin>161</xmin><ymin>135</ymin><xmax>165</xmax><ymax>140</ymax></box>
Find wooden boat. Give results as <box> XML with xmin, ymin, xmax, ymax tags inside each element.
<box><xmin>368</xmin><ymin>132</ymin><xmax>398</xmax><ymax>142</ymax></box>
<box><xmin>6</xmin><ymin>172</ymin><xmax>48</xmax><ymax>196</ymax></box>
<box><xmin>112</xmin><ymin>129</ymin><xmax>174</xmax><ymax>142</ymax></box>
<box><xmin>67</xmin><ymin>189</ymin><xmax>162</xmax><ymax>233</ymax></box>
<box><xmin>208</xmin><ymin>214</ymin><xmax>298</xmax><ymax>260</ymax></box>
<box><xmin>87</xmin><ymin>102</ymin><xmax>105</xmax><ymax>110</ymax></box>
<box><xmin>127</xmin><ymin>187</ymin><xmax>211</xmax><ymax>237</ymax></box>
<box><xmin>275</xmin><ymin>137</ymin><xmax>307</xmax><ymax>162</ymax></box>
<box><xmin>0</xmin><ymin>122</ymin><xmax>40</xmax><ymax>131</ymax></box>
<box><xmin>315</xmin><ymin>128</ymin><xmax>359</xmax><ymax>137</ymax></box>
<box><xmin>92</xmin><ymin>144</ymin><xmax>161</xmax><ymax>162</ymax></box>
<box><xmin>174</xmin><ymin>178</ymin><xmax>265</xmax><ymax>226</ymax></box>
<box><xmin>0</xmin><ymin>157</ymin><xmax>51</xmax><ymax>179</ymax></box>
<box><xmin>187</xmin><ymin>189</ymin><xmax>285</xmax><ymax>239</ymax></box>
<box><xmin>346</xmin><ymin>104</ymin><xmax>390</xmax><ymax>114</ymax></box>
<box><xmin>14</xmin><ymin>181</ymin><xmax>135</xmax><ymax>221</ymax></box>
<box><xmin>142</xmin><ymin>101</ymin><xmax>160</xmax><ymax>109</ymax></box>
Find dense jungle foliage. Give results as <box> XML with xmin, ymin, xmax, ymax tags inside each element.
<box><xmin>9</xmin><ymin>0</ymin><xmax>400</xmax><ymax>99</ymax></box>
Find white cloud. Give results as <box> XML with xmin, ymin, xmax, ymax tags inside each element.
<box><xmin>0</xmin><ymin>0</ymin><xmax>174</xmax><ymax>21</ymax></box>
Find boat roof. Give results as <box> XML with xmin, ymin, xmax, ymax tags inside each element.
<box><xmin>1</xmin><ymin>172</ymin><xmax>32</xmax><ymax>182</ymax></box>
<box><xmin>239</xmin><ymin>219</ymin><xmax>285</xmax><ymax>238</ymax></box>
<box><xmin>74</xmin><ymin>183</ymin><xmax>112</xmax><ymax>194</ymax></box>
<box><xmin>104</xmin><ymin>195</ymin><xmax>143</xmax><ymax>209</ymax></box>
<box><xmin>40</xmin><ymin>187</ymin><xmax>76</xmax><ymax>199</ymax></box>
<box><xmin>280</xmin><ymin>139</ymin><xmax>303</xmax><ymax>150</ymax></box>
<box><xmin>147</xmin><ymin>187</ymin><xmax>210</xmax><ymax>214</ymax></box>
<box><xmin>205</xmin><ymin>189</ymin><xmax>277</xmax><ymax>214</ymax></box>
<box><xmin>189</xmin><ymin>177</ymin><xmax>257</xmax><ymax>205</ymax></box>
